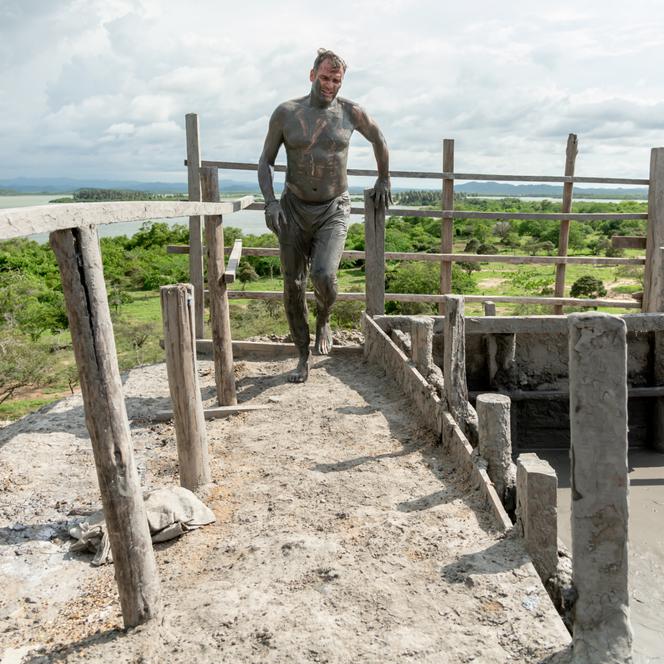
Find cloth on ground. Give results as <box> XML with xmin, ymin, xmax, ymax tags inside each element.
<box><xmin>69</xmin><ymin>486</ymin><xmax>216</xmax><ymax>566</ymax></box>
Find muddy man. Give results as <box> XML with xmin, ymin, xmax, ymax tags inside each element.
<box><xmin>258</xmin><ymin>48</ymin><xmax>391</xmax><ymax>383</ymax></box>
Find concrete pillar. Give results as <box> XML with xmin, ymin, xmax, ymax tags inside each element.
<box><xmin>477</xmin><ymin>393</ymin><xmax>515</xmax><ymax>506</ymax></box>
<box><xmin>516</xmin><ymin>453</ymin><xmax>558</xmax><ymax>584</ymax></box>
<box><xmin>568</xmin><ymin>312</ymin><xmax>632</xmax><ymax>664</ymax></box>
<box><xmin>483</xmin><ymin>300</ymin><xmax>496</xmax><ymax>316</ymax></box>
<box><xmin>411</xmin><ymin>316</ymin><xmax>434</xmax><ymax>376</ymax></box>
<box><xmin>443</xmin><ymin>295</ymin><xmax>478</xmax><ymax>444</ymax></box>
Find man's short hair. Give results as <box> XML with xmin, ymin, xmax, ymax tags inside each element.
<box><xmin>313</xmin><ymin>48</ymin><xmax>347</xmax><ymax>73</ymax></box>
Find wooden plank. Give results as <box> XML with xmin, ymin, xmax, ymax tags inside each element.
<box><xmin>193</xmin><ymin>160</ymin><xmax>649</xmax><ymax>185</ymax></box>
<box><xmin>0</xmin><ymin>199</ymin><xmax>254</xmax><ymax>241</ymax></box>
<box><xmin>364</xmin><ymin>189</ymin><xmax>385</xmax><ymax>315</ymax></box>
<box><xmin>168</xmin><ymin>244</ymin><xmax>645</xmax><ymax>266</ymax></box>
<box><xmin>554</xmin><ymin>134</ymin><xmax>579</xmax><ymax>314</ymax></box>
<box><xmin>611</xmin><ymin>236</ymin><xmax>647</xmax><ymax>250</ymax></box>
<box><xmin>224</xmin><ymin>239</ymin><xmax>243</xmax><ymax>284</ymax></box>
<box><xmin>643</xmin><ymin>148</ymin><xmax>664</xmax><ymax>312</ymax></box>
<box><xmin>245</xmin><ymin>201</ymin><xmax>646</xmax><ymax>222</ymax></box>
<box><xmin>201</xmin><ymin>168</ymin><xmax>237</xmax><ymax>407</ymax></box>
<box><xmin>196</xmin><ymin>339</ymin><xmax>362</xmax><ymax>359</ymax></box>
<box><xmin>186</xmin><ymin>113</ymin><xmax>204</xmax><ymax>338</ymax></box>
<box><xmin>440</xmin><ymin>139</ymin><xmax>454</xmax><ymax>311</ymax></box>
<box><xmin>222</xmin><ymin>289</ymin><xmax>640</xmax><ymax>308</ymax></box>
<box><xmin>152</xmin><ymin>404</ymin><xmax>270</xmax><ymax>422</ymax></box>
<box><xmin>50</xmin><ymin>225</ymin><xmax>161</xmax><ymax>628</ymax></box>
<box><xmin>160</xmin><ymin>283</ymin><xmax>211</xmax><ymax>490</ymax></box>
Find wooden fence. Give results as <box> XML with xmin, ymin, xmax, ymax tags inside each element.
<box><xmin>179</xmin><ymin>113</ymin><xmax>661</xmax><ymax>336</ymax></box>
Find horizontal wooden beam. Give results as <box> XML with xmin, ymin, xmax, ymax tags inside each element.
<box><xmin>189</xmin><ymin>160</ymin><xmax>649</xmax><ymax>185</ymax></box>
<box><xmin>223</xmin><ymin>239</ymin><xmax>243</xmax><ymax>284</ymax></box>
<box><xmin>167</xmin><ymin>245</ymin><xmax>644</xmax><ymax>266</ymax></box>
<box><xmin>196</xmin><ymin>339</ymin><xmax>363</xmax><ymax>359</ymax></box>
<box><xmin>220</xmin><ymin>289</ymin><xmax>640</xmax><ymax>309</ymax></box>
<box><xmin>0</xmin><ymin>197</ymin><xmax>254</xmax><ymax>240</ymax></box>
<box><xmin>246</xmin><ymin>201</ymin><xmax>647</xmax><ymax>223</ymax></box>
<box><xmin>151</xmin><ymin>403</ymin><xmax>269</xmax><ymax>422</ymax></box>
<box><xmin>611</xmin><ymin>235</ymin><xmax>647</xmax><ymax>249</ymax></box>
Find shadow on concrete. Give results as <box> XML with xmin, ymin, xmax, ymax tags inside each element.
<box><xmin>396</xmin><ymin>489</ymin><xmax>451</xmax><ymax>513</ymax></box>
<box><xmin>313</xmin><ymin>440</ymin><xmax>428</xmax><ymax>474</ymax></box>
<box><xmin>25</xmin><ymin>627</ymin><xmax>126</xmax><ymax>663</ymax></box>
<box><xmin>439</xmin><ymin>534</ymin><xmax>529</xmax><ymax>581</ymax></box>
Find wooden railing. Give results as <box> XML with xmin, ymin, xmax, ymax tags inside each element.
<box><xmin>181</xmin><ymin>113</ymin><xmax>656</xmax><ymax>328</ymax></box>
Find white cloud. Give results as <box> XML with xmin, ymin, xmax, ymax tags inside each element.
<box><xmin>1</xmin><ymin>0</ymin><xmax>663</xmax><ymax>182</ymax></box>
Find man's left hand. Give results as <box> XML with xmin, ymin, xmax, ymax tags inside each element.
<box><xmin>372</xmin><ymin>177</ymin><xmax>392</xmax><ymax>210</ymax></box>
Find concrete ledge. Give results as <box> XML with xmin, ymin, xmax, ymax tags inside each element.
<box><xmin>362</xmin><ymin>313</ymin><xmax>512</xmax><ymax>532</ymax></box>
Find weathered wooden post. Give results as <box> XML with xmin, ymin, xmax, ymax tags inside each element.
<box><xmin>477</xmin><ymin>393</ymin><xmax>515</xmax><ymax>507</ymax></box>
<box><xmin>50</xmin><ymin>226</ymin><xmax>161</xmax><ymax>628</ymax></box>
<box><xmin>161</xmin><ymin>283</ymin><xmax>211</xmax><ymax>490</ymax></box>
<box><xmin>568</xmin><ymin>312</ymin><xmax>632</xmax><ymax>663</ymax></box>
<box><xmin>185</xmin><ymin>112</ymin><xmax>205</xmax><ymax>338</ymax></box>
<box><xmin>553</xmin><ymin>134</ymin><xmax>578</xmax><ymax>315</ymax></box>
<box><xmin>442</xmin><ymin>295</ymin><xmax>478</xmax><ymax>444</ymax></box>
<box><xmin>439</xmin><ymin>139</ymin><xmax>454</xmax><ymax>314</ymax></box>
<box><xmin>643</xmin><ymin>149</ymin><xmax>664</xmax><ymax>451</ymax></box>
<box><xmin>364</xmin><ymin>188</ymin><xmax>385</xmax><ymax>316</ymax></box>
<box><xmin>643</xmin><ymin>147</ymin><xmax>664</xmax><ymax>312</ymax></box>
<box><xmin>411</xmin><ymin>316</ymin><xmax>434</xmax><ymax>376</ymax></box>
<box><xmin>200</xmin><ymin>167</ymin><xmax>237</xmax><ymax>406</ymax></box>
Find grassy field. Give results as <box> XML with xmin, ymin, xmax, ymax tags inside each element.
<box><xmin>0</xmin><ymin>240</ymin><xmax>643</xmax><ymax>421</ymax></box>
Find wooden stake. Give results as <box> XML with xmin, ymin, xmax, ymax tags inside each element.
<box><xmin>50</xmin><ymin>226</ymin><xmax>161</xmax><ymax>628</ymax></box>
<box><xmin>186</xmin><ymin>113</ymin><xmax>204</xmax><ymax>338</ymax></box>
<box><xmin>364</xmin><ymin>188</ymin><xmax>385</xmax><ymax>315</ymax></box>
<box><xmin>440</xmin><ymin>139</ymin><xmax>455</xmax><ymax>313</ymax></box>
<box><xmin>160</xmin><ymin>283</ymin><xmax>211</xmax><ymax>489</ymax></box>
<box><xmin>643</xmin><ymin>148</ymin><xmax>664</xmax><ymax>312</ymax></box>
<box><xmin>201</xmin><ymin>167</ymin><xmax>237</xmax><ymax>406</ymax></box>
<box><xmin>553</xmin><ymin>134</ymin><xmax>578</xmax><ymax>314</ymax></box>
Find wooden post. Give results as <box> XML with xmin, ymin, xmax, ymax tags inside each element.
<box><xmin>568</xmin><ymin>312</ymin><xmax>632</xmax><ymax>663</ymax></box>
<box><xmin>643</xmin><ymin>147</ymin><xmax>664</xmax><ymax>312</ymax></box>
<box><xmin>553</xmin><ymin>134</ymin><xmax>578</xmax><ymax>315</ymax></box>
<box><xmin>201</xmin><ymin>167</ymin><xmax>237</xmax><ymax>406</ymax></box>
<box><xmin>364</xmin><ymin>188</ymin><xmax>385</xmax><ymax>315</ymax></box>
<box><xmin>50</xmin><ymin>226</ymin><xmax>161</xmax><ymax>628</ymax></box>
<box><xmin>186</xmin><ymin>113</ymin><xmax>204</xmax><ymax>338</ymax></box>
<box><xmin>160</xmin><ymin>283</ymin><xmax>212</xmax><ymax>489</ymax></box>
<box><xmin>483</xmin><ymin>301</ymin><xmax>496</xmax><ymax>316</ymax></box>
<box><xmin>440</xmin><ymin>139</ymin><xmax>455</xmax><ymax>313</ymax></box>
<box><xmin>442</xmin><ymin>295</ymin><xmax>478</xmax><ymax>444</ymax></box>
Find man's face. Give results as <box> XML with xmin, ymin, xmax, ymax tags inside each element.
<box><xmin>310</xmin><ymin>59</ymin><xmax>344</xmax><ymax>105</ymax></box>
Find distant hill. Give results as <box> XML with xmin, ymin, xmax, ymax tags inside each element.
<box><xmin>0</xmin><ymin>177</ymin><xmax>648</xmax><ymax>200</ymax></box>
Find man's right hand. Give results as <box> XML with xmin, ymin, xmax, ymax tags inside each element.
<box><xmin>265</xmin><ymin>200</ymin><xmax>286</xmax><ymax>236</ymax></box>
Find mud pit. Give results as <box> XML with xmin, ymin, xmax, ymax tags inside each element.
<box><xmin>1</xmin><ymin>353</ymin><xmax>571</xmax><ymax>663</ymax></box>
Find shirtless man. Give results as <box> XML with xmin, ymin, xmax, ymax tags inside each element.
<box><xmin>258</xmin><ymin>48</ymin><xmax>391</xmax><ymax>383</ymax></box>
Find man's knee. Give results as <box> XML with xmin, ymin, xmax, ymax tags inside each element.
<box><xmin>311</xmin><ymin>268</ymin><xmax>338</xmax><ymax>304</ymax></box>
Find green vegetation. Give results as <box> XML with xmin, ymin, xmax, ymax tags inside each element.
<box><xmin>0</xmin><ymin>192</ymin><xmax>647</xmax><ymax>421</ymax></box>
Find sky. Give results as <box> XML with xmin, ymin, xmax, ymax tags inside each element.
<box><xmin>1</xmin><ymin>0</ymin><xmax>664</xmax><ymax>187</ymax></box>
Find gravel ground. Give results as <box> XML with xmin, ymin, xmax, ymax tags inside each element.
<box><xmin>1</xmin><ymin>353</ymin><xmax>571</xmax><ymax>663</ymax></box>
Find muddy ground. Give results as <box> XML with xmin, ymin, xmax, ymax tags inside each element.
<box><xmin>1</xmin><ymin>352</ymin><xmax>571</xmax><ymax>663</ymax></box>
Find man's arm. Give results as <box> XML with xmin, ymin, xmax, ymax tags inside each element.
<box><xmin>352</xmin><ymin>105</ymin><xmax>392</xmax><ymax>210</ymax></box>
<box><xmin>258</xmin><ymin>106</ymin><xmax>287</xmax><ymax>235</ymax></box>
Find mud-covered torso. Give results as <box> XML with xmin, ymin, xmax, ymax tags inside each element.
<box><xmin>281</xmin><ymin>97</ymin><xmax>356</xmax><ymax>202</ymax></box>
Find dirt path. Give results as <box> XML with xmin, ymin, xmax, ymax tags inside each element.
<box><xmin>1</xmin><ymin>354</ymin><xmax>570</xmax><ymax>663</ymax></box>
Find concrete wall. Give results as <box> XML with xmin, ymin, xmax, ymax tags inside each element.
<box><xmin>374</xmin><ymin>314</ymin><xmax>664</xmax><ymax>451</ymax></box>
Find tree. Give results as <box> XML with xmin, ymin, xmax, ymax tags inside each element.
<box><xmin>570</xmin><ymin>275</ymin><xmax>607</xmax><ymax>299</ymax></box>
<box><xmin>237</xmin><ymin>261</ymin><xmax>259</xmax><ymax>290</ymax></box>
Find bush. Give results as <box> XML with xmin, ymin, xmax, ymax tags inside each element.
<box><xmin>570</xmin><ymin>275</ymin><xmax>607</xmax><ymax>299</ymax></box>
<box><xmin>330</xmin><ymin>301</ymin><xmax>364</xmax><ymax>329</ymax></box>
<box><xmin>477</xmin><ymin>243</ymin><xmax>498</xmax><ymax>255</ymax></box>
<box><xmin>464</xmin><ymin>238</ymin><xmax>480</xmax><ymax>253</ymax></box>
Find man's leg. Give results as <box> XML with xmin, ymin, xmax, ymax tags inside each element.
<box><xmin>279</xmin><ymin>217</ymin><xmax>311</xmax><ymax>382</ymax></box>
<box><xmin>310</xmin><ymin>209</ymin><xmax>348</xmax><ymax>355</ymax></box>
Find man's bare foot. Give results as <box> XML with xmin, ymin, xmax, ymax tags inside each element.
<box><xmin>288</xmin><ymin>354</ymin><xmax>310</xmax><ymax>383</ymax></box>
<box><xmin>314</xmin><ymin>320</ymin><xmax>333</xmax><ymax>355</ymax></box>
